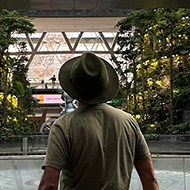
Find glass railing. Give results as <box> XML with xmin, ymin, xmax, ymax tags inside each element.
<box><xmin>0</xmin><ymin>156</ymin><xmax>189</xmax><ymax>190</ymax></box>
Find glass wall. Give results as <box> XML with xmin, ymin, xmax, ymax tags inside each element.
<box><xmin>0</xmin><ymin>156</ymin><xmax>189</xmax><ymax>190</ymax></box>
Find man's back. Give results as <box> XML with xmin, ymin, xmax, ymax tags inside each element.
<box><xmin>38</xmin><ymin>52</ymin><xmax>158</xmax><ymax>190</ymax></box>
<box><xmin>43</xmin><ymin>104</ymin><xmax>150</xmax><ymax>190</ymax></box>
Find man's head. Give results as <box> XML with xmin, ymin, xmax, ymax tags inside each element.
<box><xmin>58</xmin><ymin>52</ymin><xmax>119</xmax><ymax>104</ymax></box>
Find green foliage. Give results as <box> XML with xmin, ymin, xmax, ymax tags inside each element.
<box><xmin>170</xmin><ymin>122</ymin><xmax>190</xmax><ymax>134</ymax></box>
<box><xmin>142</xmin><ymin>120</ymin><xmax>190</xmax><ymax>139</ymax></box>
<box><xmin>144</xmin><ymin>134</ymin><xmax>160</xmax><ymax>141</ymax></box>
<box><xmin>174</xmin><ymin>71</ymin><xmax>190</xmax><ymax>111</ymax></box>
<box><xmin>0</xmin><ymin>9</ymin><xmax>35</xmax><ymax>48</ymax></box>
<box><xmin>115</xmin><ymin>8</ymin><xmax>190</xmax><ymax>135</ymax></box>
<box><xmin>0</xmin><ymin>9</ymin><xmax>37</xmax><ymax>142</ymax></box>
<box><xmin>0</xmin><ymin>120</ymin><xmax>37</xmax><ymax>143</ymax></box>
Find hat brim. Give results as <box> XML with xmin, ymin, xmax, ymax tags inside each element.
<box><xmin>58</xmin><ymin>56</ymin><xmax>119</xmax><ymax>104</ymax></box>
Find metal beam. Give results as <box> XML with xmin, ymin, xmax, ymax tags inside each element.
<box><xmin>27</xmin><ymin>32</ymin><xmax>46</xmax><ymax>67</ymax></box>
<box><xmin>25</xmin><ymin>33</ymin><xmax>34</xmax><ymax>51</ymax></box>
<box><xmin>61</xmin><ymin>32</ymin><xmax>74</xmax><ymax>52</ymax></box>
<box><xmin>99</xmin><ymin>32</ymin><xmax>113</xmax><ymax>53</ymax></box>
<box><xmin>73</xmin><ymin>32</ymin><xmax>83</xmax><ymax>51</ymax></box>
<box><xmin>10</xmin><ymin>31</ymin><xmax>119</xmax><ymax>69</ymax></box>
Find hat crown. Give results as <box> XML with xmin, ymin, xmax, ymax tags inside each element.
<box><xmin>70</xmin><ymin>52</ymin><xmax>109</xmax><ymax>94</ymax></box>
<box><xmin>58</xmin><ymin>52</ymin><xmax>119</xmax><ymax>104</ymax></box>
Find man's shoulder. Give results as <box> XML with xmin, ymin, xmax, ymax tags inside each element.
<box><xmin>104</xmin><ymin>104</ymin><xmax>132</xmax><ymax>116</ymax></box>
<box><xmin>53</xmin><ymin>112</ymin><xmax>74</xmax><ymax>127</ymax></box>
<box><xmin>54</xmin><ymin>104</ymin><xmax>134</xmax><ymax>123</ymax></box>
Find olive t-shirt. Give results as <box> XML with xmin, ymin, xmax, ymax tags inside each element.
<box><xmin>42</xmin><ymin>104</ymin><xmax>150</xmax><ymax>190</ymax></box>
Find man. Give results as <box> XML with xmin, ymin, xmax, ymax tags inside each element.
<box><xmin>38</xmin><ymin>52</ymin><xmax>159</xmax><ymax>190</ymax></box>
<box><xmin>49</xmin><ymin>75</ymin><xmax>56</xmax><ymax>89</ymax></box>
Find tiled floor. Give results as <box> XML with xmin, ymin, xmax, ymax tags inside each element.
<box><xmin>0</xmin><ymin>156</ymin><xmax>189</xmax><ymax>190</ymax></box>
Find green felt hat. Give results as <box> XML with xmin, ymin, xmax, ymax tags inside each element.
<box><xmin>58</xmin><ymin>52</ymin><xmax>119</xmax><ymax>104</ymax></box>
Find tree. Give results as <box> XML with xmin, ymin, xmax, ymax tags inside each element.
<box><xmin>153</xmin><ymin>8</ymin><xmax>190</xmax><ymax>125</ymax></box>
<box><xmin>0</xmin><ymin>9</ymin><xmax>37</xmax><ymax>140</ymax></box>
<box><xmin>116</xmin><ymin>9</ymin><xmax>155</xmax><ymax>120</ymax></box>
<box><xmin>115</xmin><ymin>8</ymin><xmax>190</xmax><ymax>131</ymax></box>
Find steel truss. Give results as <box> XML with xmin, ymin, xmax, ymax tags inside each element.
<box><xmin>10</xmin><ymin>31</ymin><xmax>119</xmax><ymax>67</ymax></box>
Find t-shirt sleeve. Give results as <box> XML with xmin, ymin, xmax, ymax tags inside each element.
<box><xmin>135</xmin><ymin>127</ymin><xmax>151</xmax><ymax>160</ymax></box>
<box><xmin>42</xmin><ymin>120</ymin><xmax>70</xmax><ymax>170</ymax></box>
<box><xmin>128</xmin><ymin>115</ymin><xmax>151</xmax><ymax>160</ymax></box>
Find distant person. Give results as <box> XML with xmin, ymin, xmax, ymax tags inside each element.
<box><xmin>49</xmin><ymin>75</ymin><xmax>56</xmax><ymax>89</ymax></box>
<box><xmin>38</xmin><ymin>52</ymin><xmax>159</xmax><ymax>190</ymax></box>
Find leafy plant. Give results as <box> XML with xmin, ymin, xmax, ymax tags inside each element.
<box><xmin>0</xmin><ymin>9</ymin><xmax>37</xmax><ymax>142</ymax></box>
<box><xmin>115</xmin><ymin>8</ymin><xmax>190</xmax><ymax>135</ymax></box>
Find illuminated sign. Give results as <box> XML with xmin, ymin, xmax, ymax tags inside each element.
<box><xmin>33</xmin><ymin>94</ymin><xmax>63</xmax><ymax>104</ymax></box>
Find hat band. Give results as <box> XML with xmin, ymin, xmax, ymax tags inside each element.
<box><xmin>70</xmin><ymin>78</ymin><xmax>108</xmax><ymax>95</ymax></box>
